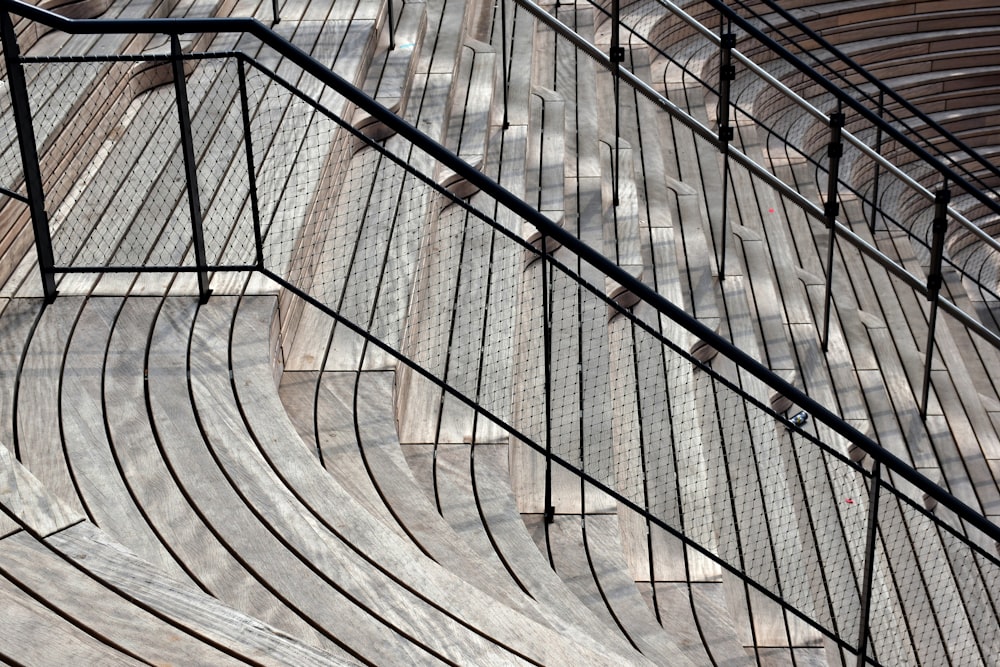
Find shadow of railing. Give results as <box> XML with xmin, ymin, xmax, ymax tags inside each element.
<box><xmin>1</xmin><ymin>1</ymin><xmax>999</xmax><ymax>664</ymax></box>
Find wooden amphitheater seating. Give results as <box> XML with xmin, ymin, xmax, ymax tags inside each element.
<box><xmin>533</xmin><ymin>512</ymin><xmax>728</xmax><ymax>665</ymax></box>
<box><xmin>353</xmin><ymin>0</ymin><xmax>427</xmax><ymax>141</ymax></box>
<box><xmin>218</xmin><ymin>295</ymin><xmax>660</xmax><ymax>664</ymax></box>
<box><xmin>0</xmin><ymin>0</ymin><xmax>192</xmax><ymax>293</ymax></box>
<box><xmin>403</xmin><ymin>440</ymin><xmax>663</xmax><ymax>662</ymax></box>
<box><xmin>437</xmin><ymin>39</ymin><xmax>497</xmax><ymax>198</ymax></box>
<box><xmin>3</xmin><ymin>0</ymin><xmax>1000</xmax><ymax>663</ymax></box>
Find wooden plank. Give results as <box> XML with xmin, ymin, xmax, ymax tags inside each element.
<box><xmin>60</xmin><ymin>296</ymin><xmax>190</xmax><ymax>578</ymax></box>
<box><xmin>541</xmin><ymin>513</ymin><xmax>698</xmax><ymax>665</ymax></box>
<box><xmin>928</xmin><ymin>369</ymin><xmax>1000</xmax><ymax>516</ymax></box>
<box><xmin>429</xmin><ymin>441</ymin><xmax>639</xmax><ymax>661</ymax></box>
<box><xmin>731</xmin><ymin>225</ymin><xmax>797</xmax><ymax>374</ymax></box>
<box><xmin>601</xmin><ymin>139</ymin><xmax>642</xmax><ymax>268</ymax></box>
<box><xmin>104</xmin><ymin>296</ymin><xmax>335</xmax><ymax>653</ymax></box>
<box><xmin>355</xmin><ymin>1</ymin><xmax>426</xmax><ymax>138</ymax></box>
<box><xmin>502</xmin><ymin>0</ymin><xmax>536</xmax><ymax>127</ymax></box>
<box><xmin>641</xmin><ymin>582</ymin><xmax>755</xmax><ymax>667</ymax></box>
<box><xmin>526</xmin><ymin>87</ymin><xmax>566</xmax><ymax>217</ymax></box>
<box><xmin>283</xmin><ymin>365</ymin><xmax>543</xmax><ymax>609</ymax></box>
<box><xmin>0</xmin><ymin>298</ymin><xmax>43</xmax><ymax>451</ymax></box>
<box><xmin>16</xmin><ymin>296</ymin><xmax>87</xmax><ymax>517</ymax></box>
<box><xmin>48</xmin><ymin>521</ymin><xmax>353</xmax><ymax>666</ymax></box>
<box><xmin>211</xmin><ymin>296</ymin><xmax>634</xmax><ymax>665</ymax></box>
<box><xmin>181</xmin><ymin>297</ymin><xmax>475</xmax><ymax>664</ymax></box>
<box><xmin>0</xmin><ymin>570</ymin><xmax>143</xmax><ymax>665</ymax></box>
<box><xmin>554</xmin><ymin>5</ymin><xmax>600</xmax><ymax>180</ymax></box>
<box><xmin>0</xmin><ymin>436</ymin><xmax>82</xmax><ymax>538</ymax></box>
<box><xmin>438</xmin><ymin>40</ymin><xmax>496</xmax><ymax>197</ymax></box>
<box><xmin>0</xmin><ymin>528</ymin><xmax>246</xmax><ymax>665</ymax></box>
<box><xmin>279</xmin><ymin>370</ymin><xmax>405</xmax><ymax>526</ymax></box>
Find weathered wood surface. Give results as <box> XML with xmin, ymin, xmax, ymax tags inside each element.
<box><xmin>0</xmin><ymin>566</ymin><xmax>143</xmax><ymax>665</ymax></box>
<box><xmin>48</xmin><ymin>521</ymin><xmax>353</xmax><ymax>666</ymax></box>
<box><xmin>104</xmin><ymin>295</ymin><xmax>339</xmax><ymax>653</ymax></box>
<box><xmin>0</xmin><ymin>527</ymin><xmax>247</xmax><ymax>665</ymax></box>
<box><xmin>221</xmin><ymin>295</ymin><xmax>649</xmax><ymax>665</ymax></box>
<box><xmin>414</xmin><ymin>440</ymin><xmax>643</xmax><ymax>661</ymax></box>
<box><xmin>437</xmin><ymin>39</ymin><xmax>497</xmax><ymax>198</ymax></box>
<box><xmin>537</xmin><ymin>512</ymin><xmax>698</xmax><ymax>666</ymax></box>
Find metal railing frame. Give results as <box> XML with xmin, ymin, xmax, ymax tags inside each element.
<box><xmin>742</xmin><ymin>0</ymin><xmax>1000</xmax><ymax>192</ymax></box>
<box><xmin>2</xmin><ymin>2</ymin><xmax>1000</xmax><ymax>663</ymax></box>
<box><xmin>510</xmin><ymin>0</ymin><xmax>1000</xmax><ymax>425</ymax></box>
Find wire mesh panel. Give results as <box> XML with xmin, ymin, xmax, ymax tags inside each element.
<box><xmin>188</xmin><ymin>57</ymin><xmax>256</xmax><ymax>267</ymax></box>
<box><xmin>234</xmin><ymin>34</ymin><xmax>1000</xmax><ymax>659</ymax></box>
<box><xmin>23</xmin><ymin>58</ymin><xmax>192</xmax><ymax>269</ymax></box>
<box><xmin>4</xmin><ymin>6</ymin><xmax>998</xmax><ymax>662</ymax></box>
<box><xmin>247</xmin><ymin>63</ymin><xmax>346</xmax><ymax>279</ymax></box>
<box><xmin>0</xmin><ymin>36</ymin><xmax>24</xmax><ymax>198</ymax></box>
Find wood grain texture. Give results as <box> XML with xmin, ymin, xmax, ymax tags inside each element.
<box><xmin>16</xmin><ymin>297</ymin><xmax>87</xmax><ymax>518</ymax></box>
<box><xmin>59</xmin><ymin>296</ymin><xmax>189</xmax><ymax>579</ymax></box>
<box><xmin>540</xmin><ymin>513</ymin><xmax>698</xmax><ymax>666</ymax></box>
<box><xmin>106</xmin><ymin>296</ymin><xmax>335</xmax><ymax>654</ymax></box>
<box><xmin>48</xmin><ymin>521</ymin><xmax>353</xmax><ymax>666</ymax></box>
<box><xmin>0</xmin><ymin>527</ymin><xmax>244</xmax><ymax>665</ymax></box>
<box><xmin>429</xmin><ymin>441</ymin><xmax>643</xmax><ymax>663</ymax></box>
<box><xmin>0</xmin><ymin>570</ymin><xmax>142</xmax><ymax>665</ymax></box>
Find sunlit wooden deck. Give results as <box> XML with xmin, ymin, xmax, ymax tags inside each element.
<box><xmin>1</xmin><ymin>0</ymin><xmax>999</xmax><ymax>664</ymax></box>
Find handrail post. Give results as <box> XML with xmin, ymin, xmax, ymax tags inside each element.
<box><xmin>541</xmin><ymin>234</ymin><xmax>554</xmax><ymax>524</ymax></box>
<box><xmin>610</xmin><ymin>0</ymin><xmax>623</xmax><ymax>206</ymax></box>
<box><xmin>856</xmin><ymin>459</ymin><xmax>882</xmax><ymax>666</ymax></box>
<box><xmin>237</xmin><ymin>57</ymin><xmax>264</xmax><ymax>270</ymax></box>
<box><xmin>920</xmin><ymin>187</ymin><xmax>950</xmax><ymax>418</ymax></box>
<box><xmin>820</xmin><ymin>109</ymin><xmax>844</xmax><ymax>352</ymax></box>
<box><xmin>500</xmin><ymin>0</ymin><xmax>509</xmax><ymax>129</ymax></box>
<box><xmin>386</xmin><ymin>0</ymin><xmax>395</xmax><ymax>50</ymax></box>
<box><xmin>716</xmin><ymin>29</ymin><xmax>735</xmax><ymax>282</ymax></box>
<box><xmin>868</xmin><ymin>90</ymin><xmax>884</xmax><ymax>234</ymax></box>
<box><xmin>2</xmin><ymin>11</ymin><xmax>57</xmax><ymax>303</ymax></box>
<box><xmin>171</xmin><ymin>35</ymin><xmax>211</xmax><ymax>303</ymax></box>
<box><xmin>271</xmin><ymin>0</ymin><xmax>279</xmax><ymax>25</ymax></box>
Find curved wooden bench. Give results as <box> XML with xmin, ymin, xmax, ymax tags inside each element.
<box><xmin>354</xmin><ymin>0</ymin><xmax>427</xmax><ymax>140</ymax></box>
<box><xmin>437</xmin><ymin>39</ymin><xmax>497</xmax><ymax>198</ymax></box>
<box><xmin>408</xmin><ymin>439</ymin><xmax>647</xmax><ymax>663</ymax></box>
<box><xmin>221</xmin><ymin>295</ymin><xmax>644</xmax><ymax>664</ymax></box>
<box><xmin>102</xmin><ymin>295</ymin><xmax>344</xmax><ymax>654</ymax></box>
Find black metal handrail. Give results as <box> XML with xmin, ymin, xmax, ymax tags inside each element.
<box><xmin>742</xmin><ymin>0</ymin><xmax>1000</xmax><ymax>191</ymax></box>
<box><xmin>583</xmin><ymin>0</ymin><xmax>1000</xmax><ymax>310</ymax></box>
<box><xmin>1</xmin><ymin>0</ymin><xmax>997</xmax><ymax>549</ymax></box>
<box><xmin>2</xmin><ymin>2</ymin><xmax>999</xmax><ymax>662</ymax></box>
<box><xmin>650</xmin><ymin>0</ymin><xmax>1000</xmax><ymax>223</ymax></box>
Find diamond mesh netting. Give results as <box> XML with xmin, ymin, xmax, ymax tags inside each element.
<box><xmin>4</xmin><ymin>23</ymin><xmax>999</xmax><ymax>665</ymax></box>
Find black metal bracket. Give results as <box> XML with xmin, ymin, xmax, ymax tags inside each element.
<box><xmin>610</xmin><ymin>46</ymin><xmax>625</xmax><ymax>63</ymax></box>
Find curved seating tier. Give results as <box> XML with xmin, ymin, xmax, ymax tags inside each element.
<box><xmin>3</xmin><ymin>0</ymin><xmax>1000</xmax><ymax>663</ymax></box>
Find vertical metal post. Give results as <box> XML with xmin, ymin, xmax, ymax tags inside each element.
<box><xmin>821</xmin><ymin>109</ymin><xmax>844</xmax><ymax>352</ymax></box>
<box><xmin>610</xmin><ymin>0</ymin><xmax>623</xmax><ymax>207</ymax></box>
<box><xmin>541</xmin><ymin>234</ymin><xmax>554</xmax><ymax>524</ymax></box>
<box><xmin>2</xmin><ymin>12</ymin><xmax>57</xmax><ymax>303</ymax></box>
<box><xmin>716</xmin><ymin>29</ymin><xmax>736</xmax><ymax>282</ymax></box>
<box><xmin>171</xmin><ymin>35</ymin><xmax>211</xmax><ymax>303</ymax></box>
<box><xmin>868</xmin><ymin>90</ymin><xmax>885</xmax><ymax>234</ymax></box>
<box><xmin>856</xmin><ymin>459</ymin><xmax>882</xmax><ymax>667</ymax></box>
<box><xmin>271</xmin><ymin>0</ymin><xmax>279</xmax><ymax>24</ymax></box>
<box><xmin>386</xmin><ymin>0</ymin><xmax>395</xmax><ymax>50</ymax></box>
<box><xmin>237</xmin><ymin>58</ymin><xmax>264</xmax><ymax>270</ymax></box>
<box><xmin>920</xmin><ymin>188</ymin><xmax>950</xmax><ymax>418</ymax></box>
<box><xmin>500</xmin><ymin>0</ymin><xmax>509</xmax><ymax>129</ymax></box>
